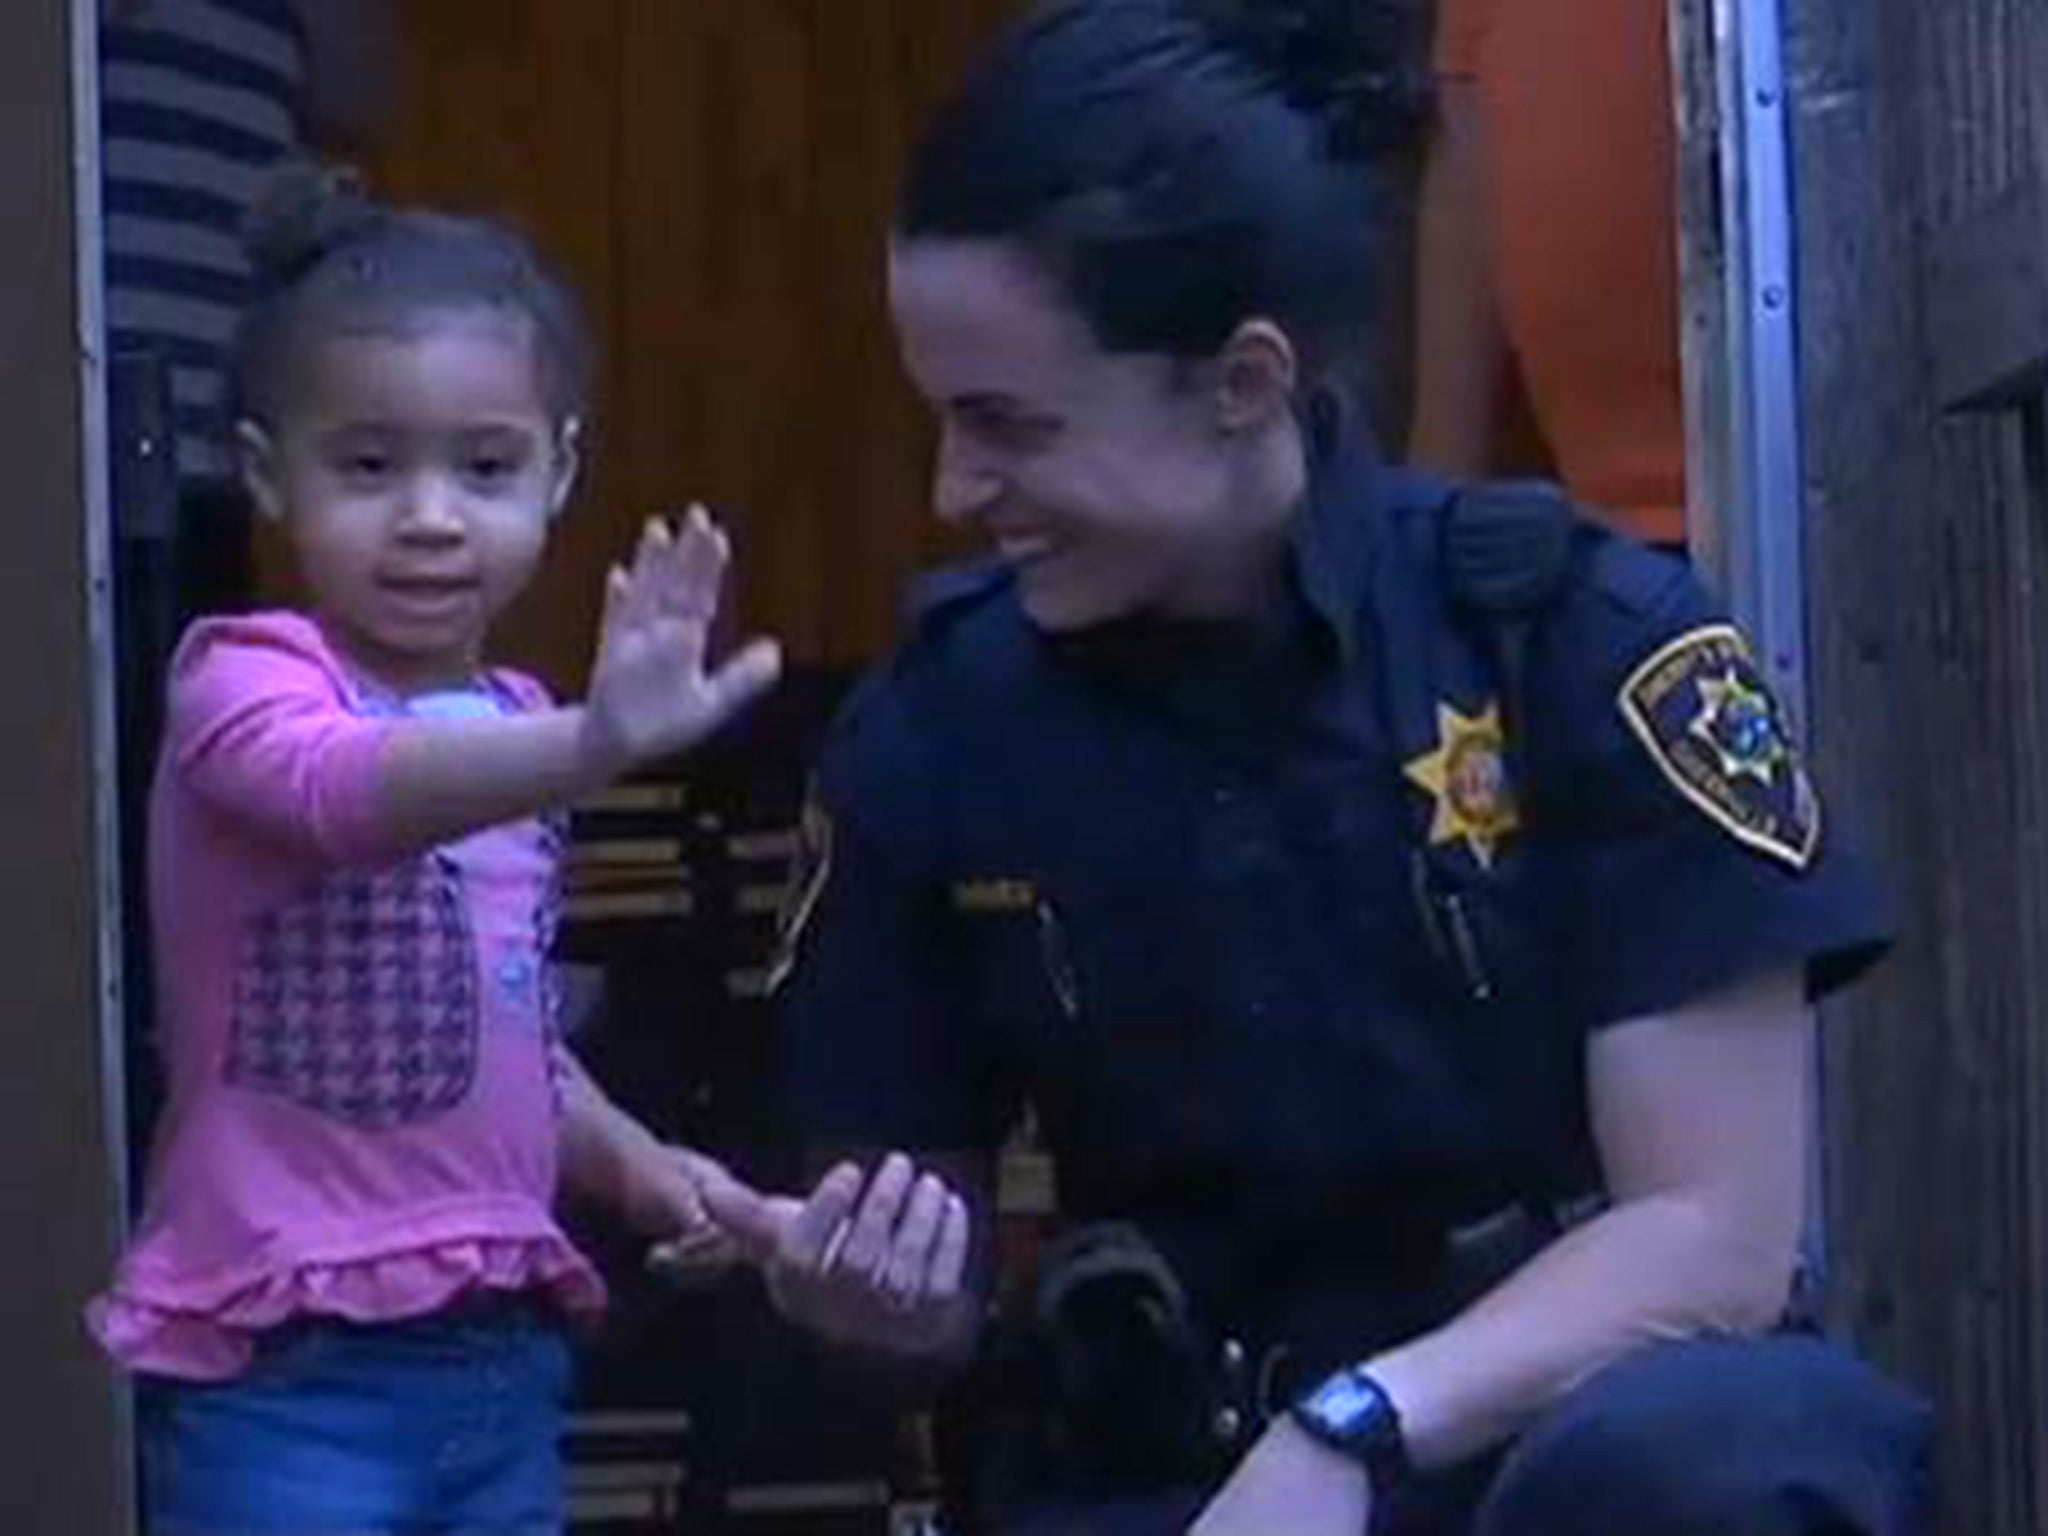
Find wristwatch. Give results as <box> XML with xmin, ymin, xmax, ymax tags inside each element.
<box><xmin>1289</xmin><ymin>1364</ymin><xmax>1413</xmax><ymax>1496</ymax></box>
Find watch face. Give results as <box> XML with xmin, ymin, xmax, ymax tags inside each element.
<box><xmin>1294</xmin><ymin>1368</ymin><xmax>1410</xmax><ymax>1489</ymax></box>
<box><xmin>1308</xmin><ymin>1371</ymin><xmax>1381</xmax><ymax>1431</ymax></box>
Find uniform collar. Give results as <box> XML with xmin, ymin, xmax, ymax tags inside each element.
<box><xmin>1286</xmin><ymin>436</ymin><xmax>1457</xmax><ymax>666</ymax></box>
<box><xmin>1044</xmin><ymin>425</ymin><xmax>1403</xmax><ymax>673</ymax></box>
<box><xmin>1287</xmin><ymin>434</ymin><xmax>1387</xmax><ymax>664</ymax></box>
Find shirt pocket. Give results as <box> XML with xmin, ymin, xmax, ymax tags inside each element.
<box><xmin>225</xmin><ymin>855</ymin><xmax>480</xmax><ymax>1130</ymax></box>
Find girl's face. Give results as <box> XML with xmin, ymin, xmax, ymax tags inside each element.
<box><xmin>243</xmin><ymin>309</ymin><xmax>577</xmax><ymax>692</ymax></box>
<box><xmin>887</xmin><ymin>237</ymin><xmax>1300</xmax><ymax>633</ymax></box>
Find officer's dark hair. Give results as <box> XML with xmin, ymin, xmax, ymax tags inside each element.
<box><xmin>898</xmin><ymin>0</ymin><xmax>1428</xmax><ymax>402</ymax></box>
<box><xmin>231</xmin><ymin>159</ymin><xmax>595</xmax><ymax>430</ymax></box>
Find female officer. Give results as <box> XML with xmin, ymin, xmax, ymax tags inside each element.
<box><xmin>706</xmin><ymin>2</ymin><xmax>1932</xmax><ymax>1531</ymax></box>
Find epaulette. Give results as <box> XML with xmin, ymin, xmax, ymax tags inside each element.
<box><xmin>820</xmin><ymin>557</ymin><xmax>1013</xmax><ymax>747</ymax></box>
<box><xmin>1580</xmin><ymin>530</ymin><xmax>1694</xmax><ymax>617</ymax></box>
<box><xmin>1442</xmin><ymin>479</ymin><xmax>1577</xmax><ymax>619</ymax></box>
<box><xmin>902</xmin><ymin>556</ymin><xmax>1013</xmax><ymax>631</ymax></box>
<box><xmin>1439</xmin><ymin>479</ymin><xmax>1578</xmax><ymax>751</ymax></box>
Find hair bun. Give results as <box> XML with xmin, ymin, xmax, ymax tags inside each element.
<box><xmin>1191</xmin><ymin>0</ymin><xmax>1430</xmax><ymax>158</ymax></box>
<box><xmin>242</xmin><ymin>158</ymin><xmax>382</xmax><ymax>289</ymax></box>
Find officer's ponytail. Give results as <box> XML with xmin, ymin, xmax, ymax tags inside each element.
<box><xmin>1189</xmin><ymin>0</ymin><xmax>1430</xmax><ymax>162</ymax></box>
<box><xmin>898</xmin><ymin>0</ymin><xmax>1429</xmax><ymax>408</ymax></box>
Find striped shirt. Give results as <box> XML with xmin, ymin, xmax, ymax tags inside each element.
<box><xmin>102</xmin><ymin>0</ymin><xmax>307</xmax><ymax>486</ymax></box>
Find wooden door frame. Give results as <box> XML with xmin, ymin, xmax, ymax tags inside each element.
<box><xmin>1670</xmin><ymin>0</ymin><xmax>1839</xmax><ymax>1278</ymax></box>
<box><xmin>1680</xmin><ymin>0</ymin><xmax>2048</xmax><ymax>1524</ymax></box>
<box><xmin>0</xmin><ymin>0</ymin><xmax>134</xmax><ymax>1529</ymax></box>
<box><xmin>1671</xmin><ymin>0</ymin><xmax>1809</xmax><ymax>709</ymax></box>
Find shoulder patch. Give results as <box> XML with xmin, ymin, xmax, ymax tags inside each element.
<box><xmin>1617</xmin><ymin>624</ymin><xmax>1821</xmax><ymax>870</ymax></box>
<box><xmin>764</xmin><ymin>791</ymin><xmax>834</xmax><ymax>996</ymax></box>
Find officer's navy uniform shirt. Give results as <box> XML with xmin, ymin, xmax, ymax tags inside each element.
<box><xmin>778</xmin><ymin>453</ymin><xmax>1890</xmax><ymax>1342</ymax></box>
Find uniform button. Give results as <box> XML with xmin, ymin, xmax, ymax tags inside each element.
<box><xmin>1212</xmin><ymin>1407</ymin><xmax>1244</xmax><ymax>1443</ymax></box>
<box><xmin>1220</xmin><ymin>1338</ymin><xmax>1247</xmax><ymax>1373</ymax></box>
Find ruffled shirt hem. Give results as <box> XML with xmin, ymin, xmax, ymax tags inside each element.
<box><xmin>89</xmin><ymin>1233</ymin><xmax>608</xmax><ymax>1381</ymax></box>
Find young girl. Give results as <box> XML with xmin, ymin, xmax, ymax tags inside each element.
<box><xmin>89</xmin><ymin>164</ymin><xmax>781</xmax><ymax>1534</ymax></box>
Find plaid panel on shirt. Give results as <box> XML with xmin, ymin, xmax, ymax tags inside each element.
<box><xmin>226</xmin><ymin>854</ymin><xmax>479</xmax><ymax>1130</ymax></box>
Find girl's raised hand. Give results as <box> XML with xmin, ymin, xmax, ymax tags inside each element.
<box><xmin>580</xmin><ymin>507</ymin><xmax>781</xmax><ymax>778</ymax></box>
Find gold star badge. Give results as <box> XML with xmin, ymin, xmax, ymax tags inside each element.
<box><xmin>1404</xmin><ymin>700</ymin><xmax>1520</xmax><ymax>869</ymax></box>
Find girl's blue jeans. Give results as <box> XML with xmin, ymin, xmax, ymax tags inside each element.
<box><xmin>138</xmin><ymin>1297</ymin><xmax>572</xmax><ymax>1536</ymax></box>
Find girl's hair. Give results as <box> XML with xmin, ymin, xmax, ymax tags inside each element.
<box><xmin>230</xmin><ymin>161</ymin><xmax>595</xmax><ymax>428</ymax></box>
<box><xmin>899</xmin><ymin>0</ymin><xmax>1428</xmax><ymax>403</ymax></box>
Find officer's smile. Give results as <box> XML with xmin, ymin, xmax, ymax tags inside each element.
<box><xmin>988</xmin><ymin>522</ymin><xmax>1064</xmax><ymax>570</ymax></box>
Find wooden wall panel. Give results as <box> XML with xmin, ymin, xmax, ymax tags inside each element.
<box><xmin>605</xmin><ymin>0</ymin><xmax>1017</xmax><ymax>679</ymax></box>
<box><xmin>1667</xmin><ymin>0</ymin><xmax>1731</xmax><ymax>581</ymax></box>
<box><xmin>345</xmin><ymin>0</ymin><xmax>627</xmax><ymax>691</ymax></box>
<box><xmin>300</xmin><ymin>0</ymin><xmax>1022</xmax><ymax>690</ymax></box>
<box><xmin>1785</xmin><ymin>0</ymin><xmax>2048</xmax><ymax>1528</ymax></box>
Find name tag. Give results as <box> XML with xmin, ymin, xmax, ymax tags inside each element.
<box><xmin>950</xmin><ymin>877</ymin><xmax>1038</xmax><ymax>914</ymax></box>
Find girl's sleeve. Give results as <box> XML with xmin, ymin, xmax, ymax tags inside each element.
<box><xmin>162</xmin><ymin>616</ymin><xmax>401</xmax><ymax>866</ymax></box>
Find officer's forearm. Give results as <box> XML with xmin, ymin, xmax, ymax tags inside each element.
<box><xmin>1363</xmin><ymin>1192</ymin><xmax>1794</xmax><ymax>1470</ymax></box>
<box><xmin>836</xmin><ymin>1284</ymin><xmax>987</xmax><ymax>1381</ymax></box>
<box><xmin>1366</xmin><ymin>971</ymin><xmax>1808</xmax><ymax>1470</ymax></box>
<box><xmin>782</xmin><ymin>1262</ymin><xmax>987</xmax><ymax>1420</ymax></box>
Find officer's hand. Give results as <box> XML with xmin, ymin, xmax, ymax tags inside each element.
<box><xmin>1188</xmin><ymin>1418</ymin><xmax>1371</xmax><ymax>1536</ymax></box>
<box><xmin>705</xmin><ymin>1154</ymin><xmax>974</xmax><ymax>1359</ymax></box>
